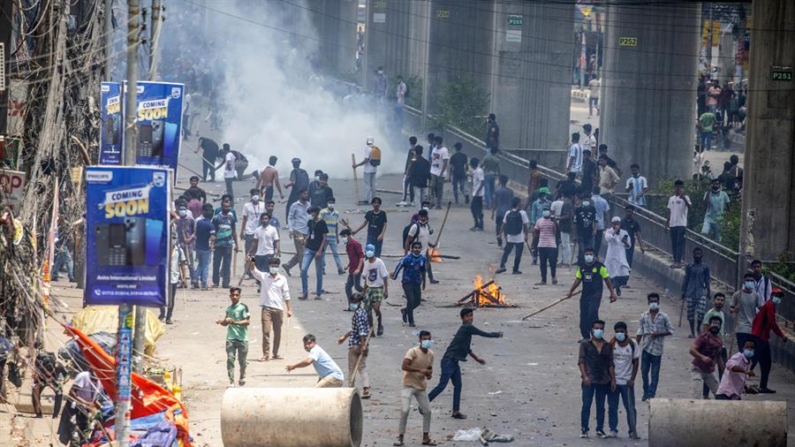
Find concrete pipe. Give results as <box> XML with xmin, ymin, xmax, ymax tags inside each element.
<box><xmin>649</xmin><ymin>398</ymin><xmax>787</xmax><ymax>447</ymax></box>
<box><xmin>220</xmin><ymin>387</ymin><xmax>363</xmax><ymax>447</ymax></box>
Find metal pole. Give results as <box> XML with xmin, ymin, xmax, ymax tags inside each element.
<box><xmin>579</xmin><ymin>27</ymin><xmax>586</xmax><ymax>89</ymax></box>
<box><xmin>149</xmin><ymin>0</ymin><xmax>162</xmax><ymax>80</ymax></box>
<box><xmin>419</xmin><ymin>0</ymin><xmax>431</xmax><ymax>132</ymax></box>
<box><xmin>117</xmin><ymin>0</ymin><xmax>140</xmax><ymax>445</ymax></box>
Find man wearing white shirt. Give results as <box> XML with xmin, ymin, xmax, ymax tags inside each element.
<box><xmin>241</xmin><ymin>189</ymin><xmax>266</xmax><ymax>279</ymax></box>
<box><xmin>430</xmin><ymin>135</ymin><xmax>449</xmax><ymax>208</ymax></box>
<box><xmin>249</xmin><ymin>257</ymin><xmax>292</xmax><ymax>361</ymax></box>
<box><xmin>286</xmin><ymin>334</ymin><xmax>345</xmax><ymax>388</ymax></box>
<box><xmin>353</xmin><ymin>137</ymin><xmax>379</xmax><ymax>205</ymax></box>
<box><xmin>582</xmin><ymin>124</ymin><xmax>596</xmax><ymax>153</ymax></box>
<box><xmin>248</xmin><ymin>213</ymin><xmax>280</xmax><ymax>272</ymax></box>
<box><xmin>567</xmin><ymin>132</ymin><xmax>584</xmax><ymax>175</ymax></box>
<box><xmin>666</xmin><ymin>180</ymin><xmax>691</xmax><ymax>267</ymax></box>
<box><xmin>221</xmin><ymin>144</ymin><xmax>237</xmax><ymax>200</ymax></box>
<box><xmin>625</xmin><ymin>164</ymin><xmax>649</xmax><ymax>207</ymax></box>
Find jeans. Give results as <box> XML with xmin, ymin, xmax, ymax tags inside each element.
<box><xmin>538</xmin><ymin>247</ymin><xmax>558</xmax><ymax>282</ymax></box>
<box><xmin>754</xmin><ymin>337</ymin><xmax>773</xmax><ymax>389</ymax></box>
<box><xmin>212</xmin><ymin>246</ymin><xmax>233</xmax><ymax>287</ymax></box>
<box><xmin>558</xmin><ymin>232</ymin><xmax>572</xmax><ymax>265</ymax></box>
<box><xmin>362</xmin><ymin>171</ymin><xmax>376</xmax><ymax>203</ymax></box>
<box><xmin>641</xmin><ymin>351</ymin><xmax>662</xmax><ymax>399</ymax></box>
<box><xmin>577</xmin><ymin>232</ymin><xmax>594</xmax><ymax>264</ymax></box>
<box><xmin>399</xmin><ymin>386</ymin><xmax>432</xmax><ymax>434</ymax></box>
<box><xmin>403</xmin><ymin>282</ymin><xmax>422</xmax><ymax>325</ymax></box>
<box><xmin>669</xmin><ymin>226</ymin><xmax>686</xmax><ymax>264</ymax></box>
<box><xmin>196</xmin><ymin>250</ymin><xmax>211</xmax><ymax>287</ymax></box>
<box><xmin>402</xmin><ymin>176</ymin><xmax>410</xmax><ymax>201</ymax></box>
<box><xmin>202</xmin><ymin>157</ymin><xmax>215</xmax><ymax>181</ymax></box>
<box><xmin>321</xmin><ymin>238</ymin><xmax>345</xmax><ymax>272</ymax></box>
<box><xmin>428</xmin><ymin>357</ymin><xmax>462</xmax><ymax>412</ymax></box>
<box><xmin>484</xmin><ymin>174</ymin><xmax>496</xmax><ymax>208</ymax></box>
<box><xmin>608</xmin><ymin>384</ymin><xmax>637</xmax><ymax>435</ymax></box>
<box><xmin>301</xmin><ymin>248</ymin><xmax>323</xmax><ymax>295</ymax></box>
<box><xmin>366</xmin><ymin>236</ymin><xmax>383</xmax><ymax>258</ymax></box>
<box><xmin>52</xmin><ymin>248</ymin><xmax>74</xmax><ymax>281</ymax></box>
<box><xmin>159</xmin><ymin>282</ymin><xmax>177</xmax><ymax>321</ymax></box>
<box><xmin>626</xmin><ymin>245</ymin><xmax>635</xmax><ymax>268</ymax></box>
<box><xmin>411</xmin><ymin>186</ymin><xmax>427</xmax><ymax>208</ymax></box>
<box><xmin>263</xmin><ymin>186</ymin><xmax>274</xmax><ymax>202</ymax></box>
<box><xmin>225</xmin><ymin>178</ymin><xmax>235</xmax><ymax>201</ymax></box>
<box><xmin>470</xmin><ymin>196</ymin><xmax>484</xmax><ymax>229</ymax></box>
<box><xmin>700</xmin><ymin>130</ymin><xmax>712</xmax><ymax>150</ymax></box>
<box><xmin>181</xmin><ymin>244</ymin><xmax>197</xmax><ymax>286</ymax></box>
<box><xmin>345</xmin><ymin>272</ymin><xmax>363</xmax><ymax>302</ymax></box>
<box><xmin>452</xmin><ymin>175</ymin><xmax>467</xmax><ymax>203</ymax></box>
<box><xmin>432</xmin><ymin>175</ymin><xmax>445</xmax><ymax>206</ymax></box>
<box><xmin>581</xmin><ymin>383</ymin><xmax>609</xmax><ymax>432</ymax></box>
<box><xmin>261</xmin><ymin>307</ymin><xmax>284</xmax><ymax>357</ymax></box>
<box><xmin>594</xmin><ymin>229</ymin><xmax>604</xmax><ymax>256</ymax></box>
<box><xmin>500</xmin><ymin>242</ymin><xmax>524</xmax><ymax>272</ymax></box>
<box><xmin>244</xmin><ymin>234</ymin><xmax>255</xmax><ymax>276</ymax></box>
<box><xmin>589</xmin><ymin>97</ymin><xmax>599</xmax><ymax>116</ymax></box>
<box><xmin>701</xmin><ymin>219</ymin><xmax>721</xmax><ymax>242</ymax></box>
<box><xmin>226</xmin><ymin>339</ymin><xmax>248</xmax><ymax>382</ymax></box>
<box><xmin>579</xmin><ymin>293</ymin><xmax>602</xmax><ymax>340</ymax></box>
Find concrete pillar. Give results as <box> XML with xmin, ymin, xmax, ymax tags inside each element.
<box><xmin>488</xmin><ymin>1</ymin><xmax>572</xmax><ymax>150</ymax></box>
<box><xmin>740</xmin><ymin>0</ymin><xmax>795</xmax><ymax>263</ymax></box>
<box><xmin>649</xmin><ymin>398</ymin><xmax>787</xmax><ymax>447</ymax></box>
<box><xmin>600</xmin><ymin>3</ymin><xmax>699</xmax><ymax>185</ymax></box>
<box><xmin>311</xmin><ymin>0</ymin><xmax>358</xmax><ymax>75</ymax></box>
<box><xmin>362</xmin><ymin>0</ymin><xmax>417</xmax><ymax>90</ymax></box>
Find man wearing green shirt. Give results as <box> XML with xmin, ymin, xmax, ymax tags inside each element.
<box><xmin>217</xmin><ymin>287</ymin><xmax>250</xmax><ymax>386</ymax></box>
<box><xmin>698</xmin><ymin>111</ymin><xmax>716</xmax><ymax>151</ymax></box>
<box><xmin>481</xmin><ymin>147</ymin><xmax>501</xmax><ymax>209</ymax></box>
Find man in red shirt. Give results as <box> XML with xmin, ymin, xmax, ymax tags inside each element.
<box><xmin>751</xmin><ymin>287</ymin><xmax>789</xmax><ymax>393</ymax></box>
<box><xmin>340</xmin><ymin>229</ymin><xmax>364</xmax><ymax>311</ymax></box>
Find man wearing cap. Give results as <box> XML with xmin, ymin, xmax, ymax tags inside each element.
<box><xmin>528</xmin><ymin>187</ymin><xmax>552</xmax><ymax>265</ymax></box>
<box><xmin>285</xmin><ymin>158</ymin><xmax>309</xmax><ymax>222</ymax></box>
<box><xmin>353</xmin><ymin>137</ymin><xmax>379</xmax><ymax>205</ymax></box>
<box><xmin>750</xmin><ymin>287</ymin><xmax>789</xmax><ymax>394</ymax></box>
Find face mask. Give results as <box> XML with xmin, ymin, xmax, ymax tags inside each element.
<box><xmin>366</xmin><ymin>250</ymin><xmax>375</xmax><ymax>258</ymax></box>
<box><xmin>710</xmin><ymin>327</ymin><xmax>721</xmax><ymax>334</ymax></box>
<box><xmin>743</xmin><ymin>349</ymin><xmax>754</xmax><ymax>359</ymax></box>
<box><xmin>251</xmin><ymin>195</ymin><xmax>260</xmax><ymax>202</ymax></box>
<box><xmin>615</xmin><ymin>332</ymin><xmax>626</xmax><ymax>342</ymax></box>
<box><xmin>315</xmin><ymin>176</ymin><xmax>320</xmax><ymax>182</ymax></box>
<box><xmin>542</xmin><ymin>210</ymin><xmax>551</xmax><ymax>217</ymax></box>
<box><xmin>178</xmin><ymin>210</ymin><xmax>188</xmax><ymax>217</ymax></box>
<box><xmin>269</xmin><ymin>267</ymin><xmax>279</xmax><ymax>275</ymax></box>
<box><xmin>327</xmin><ymin>204</ymin><xmax>335</xmax><ymax>210</ymax></box>
<box><xmin>582</xmin><ymin>201</ymin><xmax>590</xmax><ymax>207</ymax></box>
<box><xmin>744</xmin><ymin>281</ymin><xmax>755</xmax><ymax>290</ymax></box>
<box><xmin>584</xmin><ymin>255</ymin><xmax>594</xmax><ymax>264</ymax></box>
<box><xmin>592</xmin><ymin>329</ymin><xmax>604</xmax><ymax>340</ymax></box>
<box><xmin>773</xmin><ymin>296</ymin><xmax>782</xmax><ymax>305</ymax></box>
<box><xmin>340</xmin><ymin>237</ymin><xmax>349</xmax><ymax>244</ymax></box>
<box><xmin>349</xmin><ymin>303</ymin><xmax>359</xmax><ymax>311</ymax></box>
<box><xmin>422</xmin><ymin>207</ymin><xmax>430</xmax><ymax>212</ymax></box>
<box><xmin>649</xmin><ymin>302</ymin><xmax>660</xmax><ymax>311</ymax></box>
<box><xmin>421</xmin><ymin>340</ymin><xmax>433</xmax><ymax>349</ymax></box>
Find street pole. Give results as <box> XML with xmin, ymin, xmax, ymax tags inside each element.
<box><xmin>117</xmin><ymin>0</ymin><xmax>140</xmax><ymax>446</ymax></box>
<box><xmin>419</xmin><ymin>0</ymin><xmax>431</xmax><ymax>132</ymax></box>
<box><xmin>579</xmin><ymin>26</ymin><xmax>586</xmax><ymax>89</ymax></box>
<box><xmin>149</xmin><ymin>0</ymin><xmax>162</xmax><ymax>80</ymax></box>
<box><xmin>104</xmin><ymin>0</ymin><xmax>113</xmax><ymax>77</ymax></box>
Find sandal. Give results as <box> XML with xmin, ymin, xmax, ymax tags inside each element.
<box><xmin>422</xmin><ymin>440</ymin><xmax>438</xmax><ymax>446</ymax></box>
<box><xmin>271</xmin><ymin>355</ymin><xmax>284</xmax><ymax>360</ymax></box>
<box><xmin>451</xmin><ymin>412</ymin><xmax>467</xmax><ymax>419</ymax></box>
<box><xmin>362</xmin><ymin>388</ymin><xmax>371</xmax><ymax>399</ymax></box>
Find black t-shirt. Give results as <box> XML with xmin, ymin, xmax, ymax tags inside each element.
<box><xmin>574</xmin><ymin>206</ymin><xmax>597</xmax><ymax>235</ymax></box>
<box><xmin>582</xmin><ymin>159</ymin><xmax>598</xmax><ymax>191</ymax></box>
<box><xmin>201</xmin><ymin>138</ymin><xmax>219</xmax><ymax>158</ymax></box>
<box><xmin>621</xmin><ymin>217</ymin><xmax>642</xmax><ymax>247</ymax></box>
<box><xmin>365</xmin><ymin>210</ymin><xmax>388</xmax><ymax>239</ymax></box>
<box><xmin>450</xmin><ymin>152</ymin><xmax>468</xmax><ymax>178</ymax></box>
<box><xmin>305</xmin><ymin>219</ymin><xmax>329</xmax><ymax>252</ymax></box>
<box><xmin>559</xmin><ymin>201</ymin><xmax>573</xmax><ymax>233</ymax></box>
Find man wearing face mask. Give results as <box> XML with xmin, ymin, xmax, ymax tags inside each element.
<box><xmin>636</xmin><ymin>293</ymin><xmax>673</xmax><ymax>401</ymax></box>
<box><xmin>701</xmin><ymin>293</ymin><xmax>728</xmax><ymax>398</ymax></box>
<box><xmin>161</xmin><ymin>230</ymin><xmax>187</xmax><ymax>324</ymax></box>
<box><xmin>286</xmin><ymin>334</ymin><xmax>344</xmax><ymax>388</ymax></box>
<box><xmin>211</xmin><ymin>199</ymin><xmax>239</xmax><ymax>289</ymax></box>
<box><xmin>566</xmin><ymin>247</ymin><xmax>619</xmax><ymax>342</ymax></box>
<box><xmin>321</xmin><ymin>197</ymin><xmax>345</xmax><ymax>275</ymax></box>
<box><xmin>249</xmin><ymin>257</ymin><xmax>292</xmax><ymax>362</ymax></box>
<box><xmin>604</xmin><ymin>217</ymin><xmax>631</xmax><ymax>296</ymax></box>
<box><xmin>194</xmin><ymin>203</ymin><xmax>216</xmax><ymax>290</ymax></box>
<box><xmin>532</xmin><ymin>204</ymin><xmax>558</xmax><ymax>284</ymax></box>
<box><xmin>578</xmin><ymin>320</ymin><xmax>614</xmax><ymax>439</ymax></box>
<box><xmin>361</xmin><ymin>243</ymin><xmax>389</xmax><ymax>336</ymax></box>
<box><xmin>301</xmin><ymin>206</ymin><xmax>329</xmax><ymax>300</ymax></box>
<box><xmin>405</xmin><ymin>209</ymin><xmax>437</xmax><ymax>284</ymax></box>
<box><xmin>175</xmin><ymin>201</ymin><xmax>197</xmax><ymax>289</ymax></box>
<box><xmin>283</xmin><ymin>189</ymin><xmax>310</xmax><ymax>276</ymax></box>
<box><xmin>573</xmin><ymin>195</ymin><xmax>597</xmax><ymax>264</ymax></box>
<box><xmin>750</xmin><ymin>288</ymin><xmax>789</xmax><ymax>394</ymax></box>
<box><xmin>338</xmin><ymin>293</ymin><xmax>372</xmax><ymax>399</ymax></box>
<box><xmin>392</xmin><ymin>241</ymin><xmax>427</xmax><ymax>328</ymax></box>
<box><xmin>394</xmin><ymin>331</ymin><xmax>437</xmax><ymax>447</ymax></box>
<box><xmin>689</xmin><ymin>315</ymin><xmax>725</xmax><ymax>399</ymax></box>
<box><xmin>241</xmin><ymin>189</ymin><xmax>265</xmax><ymax>280</ymax></box>
<box><xmin>607</xmin><ymin>321</ymin><xmax>639</xmax><ymax>440</ymax></box>
<box><xmin>715</xmin><ymin>339</ymin><xmax>756</xmax><ymax>400</ymax></box>
<box><xmin>248</xmin><ymin>213</ymin><xmax>280</xmax><ymax>279</ymax></box>
<box><xmin>682</xmin><ymin>247</ymin><xmax>712</xmax><ymax>338</ymax></box>
<box><xmin>701</xmin><ymin>178</ymin><xmax>730</xmax><ymax>242</ymax></box>
<box><xmin>340</xmin><ymin>229</ymin><xmax>364</xmax><ymax>309</ymax></box>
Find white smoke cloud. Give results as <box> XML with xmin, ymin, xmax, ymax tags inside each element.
<box><xmin>202</xmin><ymin>0</ymin><xmax>402</xmax><ymax>178</ymax></box>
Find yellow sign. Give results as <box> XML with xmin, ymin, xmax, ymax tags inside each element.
<box><xmin>619</xmin><ymin>37</ymin><xmax>638</xmax><ymax>47</ymax></box>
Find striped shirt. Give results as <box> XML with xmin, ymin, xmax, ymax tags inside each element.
<box><xmin>637</xmin><ymin>311</ymin><xmax>674</xmax><ymax>356</ymax></box>
<box><xmin>533</xmin><ymin>217</ymin><xmax>557</xmax><ymax>248</ymax></box>
<box><xmin>568</xmin><ymin>143</ymin><xmax>583</xmax><ymax>173</ymax></box>
<box><xmin>320</xmin><ymin>208</ymin><xmax>339</xmax><ymax>241</ymax></box>
<box><xmin>348</xmin><ymin>307</ymin><xmax>370</xmax><ymax>347</ymax></box>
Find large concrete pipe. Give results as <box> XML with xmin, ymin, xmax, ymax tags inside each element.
<box><xmin>220</xmin><ymin>387</ymin><xmax>363</xmax><ymax>447</ymax></box>
<box><xmin>649</xmin><ymin>398</ymin><xmax>787</xmax><ymax>447</ymax></box>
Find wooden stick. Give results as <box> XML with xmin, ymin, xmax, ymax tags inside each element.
<box><xmin>349</xmin><ymin>327</ymin><xmax>373</xmax><ymax>388</ymax></box>
<box><xmin>432</xmin><ymin>201</ymin><xmax>452</xmax><ymax>247</ymax></box>
<box><xmin>351</xmin><ymin>154</ymin><xmax>360</xmax><ymax>204</ymax></box>
<box><xmin>456</xmin><ymin>280</ymin><xmax>496</xmax><ymax>304</ymax></box>
<box><xmin>521</xmin><ymin>290</ymin><xmax>582</xmax><ymax>320</ymax></box>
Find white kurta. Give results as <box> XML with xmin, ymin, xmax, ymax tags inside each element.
<box><xmin>604</xmin><ymin>228</ymin><xmax>631</xmax><ymax>278</ymax></box>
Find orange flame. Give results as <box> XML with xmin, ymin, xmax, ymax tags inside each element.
<box><xmin>428</xmin><ymin>248</ymin><xmax>442</xmax><ymax>263</ymax></box>
<box><xmin>473</xmin><ymin>275</ymin><xmax>507</xmax><ymax>306</ymax></box>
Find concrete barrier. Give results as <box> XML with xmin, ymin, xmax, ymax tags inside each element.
<box><xmin>649</xmin><ymin>398</ymin><xmax>787</xmax><ymax>447</ymax></box>
<box><xmin>221</xmin><ymin>387</ymin><xmax>363</xmax><ymax>447</ymax></box>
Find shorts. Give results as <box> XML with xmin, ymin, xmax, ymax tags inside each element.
<box><xmin>364</xmin><ymin>286</ymin><xmax>384</xmax><ymax>309</ymax></box>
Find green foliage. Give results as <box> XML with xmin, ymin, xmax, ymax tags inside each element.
<box><xmin>437</xmin><ymin>77</ymin><xmax>490</xmax><ymax>137</ymax></box>
<box><xmin>404</xmin><ymin>75</ymin><xmax>423</xmax><ymax>110</ymax></box>
<box><xmin>649</xmin><ymin>177</ymin><xmax>741</xmax><ymax>251</ymax></box>
<box><xmin>769</xmin><ymin>252</ymin><xmax>795</xmax><ymax>283</ymax></box>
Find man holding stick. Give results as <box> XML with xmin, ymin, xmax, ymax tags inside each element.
<box><xmin>565</xmin><ymin>247</ymin><xmax>619</xmax><ymax>342</ymax></box>
<box><xmin>338</xmin><ymin>293</ymin><xmax>372</xmax><ymax>399</ymax></box>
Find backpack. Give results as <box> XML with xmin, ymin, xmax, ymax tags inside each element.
<box><xmin>504</xmin><ymin>210</ymin><xmax>523</xmax><ymax>236</ymax></box>
<box><xmin>369</xmin><ymin>145</ymin><xmax>382</xmax><ymax>167</ymax></box>
<box><xmin>294</xmin><ymin>169</ymin><xmax>310</xmax><ymax>190</ymax></box>
<box><xmin>403</xmin><ymin>223</ymin><xmax>419</xmax><ymax>248</ymax></box>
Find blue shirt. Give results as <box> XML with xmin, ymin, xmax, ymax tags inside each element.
<box><xmin>269</xmin><ymin>216</ymin><xmax>281</xmax><ymax>229</ymax></box>
<box><xmin>195</xmin><ymin>218</ymin><xmax>215</xmax><ymax>251</ymax></box>
<box><xmin>211</xmin><ymin>213</ymin><xmax>237</xmax><ymax>247</ymax></box>
<box><xmin>592</xmin><ymin>195</ymin><xmax>610</xmax><ymax>230</ymax></box>
<box><xmin>308</xmin><ymin>345</ymin><xmax>344</xmax><ymax>381</ymax></box>
<box><xmin>393</xmin><ymin>253</ymin><xmax>427</xmax><ymax>284</ymax></box>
